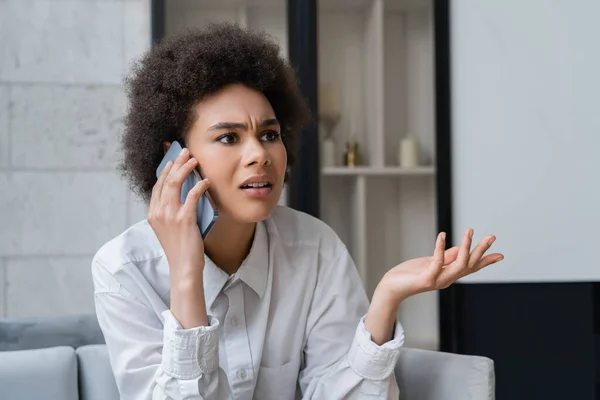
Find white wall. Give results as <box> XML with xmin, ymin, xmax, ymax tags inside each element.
<box><xmin>451</xmin><ymin>0</ymin><xmax>600</xmax><ymax>283</ymax></box>
<box><xmin>0</xmin><ymin>0</ymin><xmax>151</xmax><ymax>317</ymax></box>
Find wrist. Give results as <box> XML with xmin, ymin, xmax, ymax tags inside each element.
<box><xmin>365</xmin><ymin>288</ymin><xmax>399</xmax><ymax>345</ymax></box>
<box><xmin>170</xmin><ymin>271</ymin><xmax>208</xmax><ymax>329</ymax></box>
<box><xmin>375</xmin><ymin>274</ymin><xmax>409</xmax><ymax>308</ymax></box>
<box><xmin>170</xmin><ymin>262</ymin><xmax>205</xmax><ymax>286</ymax></box>
<box><xmin>370</xmin><ymin>288</ymin><xmax>399</xmax><ymax>318</ymax></box>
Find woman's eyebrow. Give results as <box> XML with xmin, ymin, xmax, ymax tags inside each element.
<box><xmin>260</xmin><ymin>118</ymin><xmax>280</xmax><ymax>127</ymax></box>
<box><xmin>207</xmin><ymin>118</ymin><xmax>280</xmax><ymax>132</ymax></box>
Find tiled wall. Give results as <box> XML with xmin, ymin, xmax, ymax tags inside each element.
<box><xmin>0</xmin><ymin>0</ymin><xmax>151</xmax><ymax>318</ymax></box>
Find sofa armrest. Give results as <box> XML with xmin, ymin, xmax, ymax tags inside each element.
<box><xmin>0</xmin><ymin>346</ymin><xmax>78</xmax><ymax>400</ymax></box>
<box><xmin>395</xmin><ymin>348</ymin><xmax>495</xmax><ymax>400</ymax></box>
<box><xmin>76</xmin><ymin>344</ymin><xmax>119</xmax><ymax>400</ymax></box>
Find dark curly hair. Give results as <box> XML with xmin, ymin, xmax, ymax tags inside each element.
<box><xmin>118</xmin><ymin>23</ymin><xmax>311</xmax><ymax>203</ymax></box>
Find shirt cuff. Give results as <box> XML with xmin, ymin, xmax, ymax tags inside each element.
<box><xmin>347</xmin><ymin>315</ymin><xmax>404</xmax><ymax>380</ymax></box>
<box><xmin>160</xmin><ymin>310</ymin><xmax>220</xmax><ymax>380</ymax></box>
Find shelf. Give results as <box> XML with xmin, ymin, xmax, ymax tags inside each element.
<box><xmin>321</xmin><ymin>166</ymin><xmax>435</xmax><ymax>176</ymax></box>
<box><xmin>168</xmin><ymin>0</ymin><xmax>430</xmax><ymax>12</ymax></box>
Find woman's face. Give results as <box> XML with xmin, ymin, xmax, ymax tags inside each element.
<box><xmin>184</xmin><ymin>83</ymin><xmax>287</xmax><ymax>224</ymax></box>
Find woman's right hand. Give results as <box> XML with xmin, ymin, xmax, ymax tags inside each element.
<box><xmin>147</xmin><ymin>147</ymin><xmax>210</xmax><ymax>286</ymax></box>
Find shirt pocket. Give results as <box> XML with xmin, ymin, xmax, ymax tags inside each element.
<box><xmin>253</xmin><ymin>358</ymin><xmax>300</xmax><ymax>400</ymax></box>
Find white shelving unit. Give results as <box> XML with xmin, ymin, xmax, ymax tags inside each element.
<box><xmin>165</xmin><ymin>0</ymin><xmax>440</xmax><ymax>349</ymax></box>
<box><xmin>322</xmin><ymin>166</ymin><xmax>435</xmax><ymax>176</ymax></box>
<box><xmin>317</xmin><ymin>0</ymin><xmax>437</xmax><ymax>300</ymax></box>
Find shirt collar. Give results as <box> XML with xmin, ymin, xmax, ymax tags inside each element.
<box><xmin>202</xmin><ymin>221</ymin><xmax>269</xmax><ymax>309</ymax></box>
<box><xmin>238</xmin><ymin>221</ymin><xmax>269</xmax><ymax>299</ymax></box>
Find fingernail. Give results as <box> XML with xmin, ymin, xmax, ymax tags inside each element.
<box><xmin>469</xmin><ymin>229</ymin><xmax>474</xmax><ymax>239</ymax></box>
<box><xmin>488</xmin><ymin>236</ymin><xmax>496</xmax><ymax>245</ymax></box>
<box><xmin>441</xmin><ymin>232</ymin><xmax>446</xmax><ymax>241</ymax></box>
<box><xmin>179</xmin><ymin>148</ymin><xmax>186</xmax><ymax>156</ymax></box>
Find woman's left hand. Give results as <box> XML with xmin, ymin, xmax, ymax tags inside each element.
<box><xmin>377</xmin><ymin>228</ymin><xmax>504</xmax><ymax>305</ymax></box>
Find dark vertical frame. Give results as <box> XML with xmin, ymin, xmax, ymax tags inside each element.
<box><xmin>286</xmin><ymin>0</ymin><xmax>320</xmax><ymax>218</ymax></box>
<box><xmin>433</xmin><ymin>0</ymin><xmax>460</xmax><ymax>353</ymax></box>
<box><xmin>151</xmin><ymin>0</ymin><xmax>165</xmax><ymax>45</ymax></box>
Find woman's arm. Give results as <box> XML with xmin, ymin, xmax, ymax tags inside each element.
<box><xmin>94</xmin><ymin>147</ymin><xmax>230</xmax><ymax>399</ymax></box>
<box><xmin>93</xmin><ymin>258</ymin><xmax>232</xmax><ymax>400</ymax></box>
<box><xmin>149</xmin><ymin>148</ymin><xmax>210</xmax><ymax>330</ymax></box>
<box><xmin>298</xmin><ymin>246</ymin><xmax>403</xmax><ymax>399</ymax></box>
<box><xmin>299</xmin><ymin>229</ymin><xmax>503</xmax><ymax>399</ymax></box>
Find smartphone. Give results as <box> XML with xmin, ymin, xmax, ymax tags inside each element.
<box><xmin>155</xmin><ymin>141</ymin><xmax>218</xmax><ymax>239</ymax></box>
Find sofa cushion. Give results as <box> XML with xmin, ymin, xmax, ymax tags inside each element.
<box><xmin>76</xmin><ymin>344</ymin><xmax>120</xmax><ymax>400</ymax></box>
<box><xmin>0</xmin><ymin>346</ymin><xmax>78</xmax><ymax>400</ymax></box>
<box><xmin>395</xmin><ymin>347</ymin><xmax>495</xmax><ymax>400</ymax></box>
<box><xmin>0</xmin><ymin>314</ymin><xmax>104</xmax><ymax>351</ymax></box>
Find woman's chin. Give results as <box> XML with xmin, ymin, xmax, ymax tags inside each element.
<box><xmin>222</xmin><ymin>204</ymin><xmax>278</xmax><ymax>225</ymax></box>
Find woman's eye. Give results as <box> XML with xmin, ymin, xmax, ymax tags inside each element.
<box><xmin>261</xmin><ymin>130</ymin><xmax>281</xmax><ymax>142</ymax></box>
<box><xmin>217</xmin><ymin>133</ymin><xmax>237</xmax><ymax>144</ymax></box>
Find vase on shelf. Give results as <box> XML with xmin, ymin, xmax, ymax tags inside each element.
<box><xmin>318</xmin><ymin>82</ymin><xmax>342</xmax><ymax>168</ymax></box>
<box><xmin>318</xmin><ymin>113</ymin><xmax>340</xmax><ymax>168</ymax></box>
<box><xmin>321</xmin><ymin>136</ymin><xmax>336</xmax><ymax>167</ymax></box>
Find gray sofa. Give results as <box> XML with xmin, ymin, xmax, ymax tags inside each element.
<box><xmin>0</xmin><ymin>314</ymin><xmax>495</xmax><ymax>399</ymax></box>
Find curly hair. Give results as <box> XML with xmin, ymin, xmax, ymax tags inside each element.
<box><xmin>118</xmin><ymin>23</ymin><xmax>311</xmax><ymax>203</ymax></box>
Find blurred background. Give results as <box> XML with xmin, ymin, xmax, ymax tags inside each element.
<box><xmin>1</xmin><ymin>0</ymin><xmax>599</xmax><ymax>398</ymax></box>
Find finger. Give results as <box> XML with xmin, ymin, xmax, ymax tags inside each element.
<box><xmin>182</xmin><ymin>178</ymin><xmax>211</xmax><ymax>217</ymax></box>
<box><xmin>472</xmin><ymin>253</ymin><xmax>504</xmax><ymax>272</ymax></box>
<box><xmin>162</xmin><ymin>147</ymin><xmax>190</xmax><ymax>201</ymax></box>
<box><xmin>171</xmin><ymin>146</ymin><xmax>190</xmax><ymax>173</ymax></box>
<box><xmin>163</xmin><ymin>147</ymin><xmax>191</xmax><ymax>197</ymax></box>
<box><xmin>453</xmin><ymin>228</ymin><xmax>473</xmax><ymax>269</ymax></box>
<box><xmin>430</xmin><ymin>232</ymin><xmax>446</xmax><ymax>273</ymax></box>
<box><xmin>467</xmin><ymin>235</ymin><xmax>496</xmax><ymax>268</ymax></box>
<box><xmin>164</xmin><ymin>156</ymin><xmax>199</xmax><ymax>204</ymax></box>
<box><xmin>150</xmin><ymin>160</ymin><xmax>174</xmax><ymax>210</ymax></box>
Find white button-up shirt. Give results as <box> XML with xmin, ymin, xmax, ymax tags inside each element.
<box><xmin>93</xmin><ymin>206</ymin><xmax>404</xmax><ymax>399</ymax></box>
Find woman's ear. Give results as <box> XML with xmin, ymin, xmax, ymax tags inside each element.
<box><xmin>163</xmin><ymin>141</ymin><xmax>172</xmax><ymax>154</ymax></box>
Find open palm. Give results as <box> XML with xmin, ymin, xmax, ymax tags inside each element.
<box><xmin>381</xmin><ymin>229</ymin><xmax>504</xmax><ymax>302</ymax></box>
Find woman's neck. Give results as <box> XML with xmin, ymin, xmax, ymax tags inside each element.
<box><xmin>203</xmin><ymin>215</ymin><xmax>256</xmax><ymax>276</ymax></box>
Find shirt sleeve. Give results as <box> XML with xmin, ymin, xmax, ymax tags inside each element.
<box><xmin>299</xmin><ymin>243</ymin><xmax>404</xmax><ymax>399</ymax></box>
<box><xmin>92</xmin><ymin>258</ymin><xmax>233</xmax><ymax>400</ymax></box>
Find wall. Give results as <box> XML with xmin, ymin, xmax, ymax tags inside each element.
<box><xmin>450</xmin><ymin>0</ymin><xmax>600</xmax><ymax>283</ymax></box>
<box><xmin>0</xmin><ymin>0</ymin><xmax>151</xmax><ymax>318</ymax></box>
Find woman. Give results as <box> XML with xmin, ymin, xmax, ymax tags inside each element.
<box><xmin>93</xmin><ymin>23</ymin><xmax>503</xmax><ymax>399</ymax></box>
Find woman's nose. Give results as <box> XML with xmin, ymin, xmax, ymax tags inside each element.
<box><xmin>243</xmin><ymin>138</ymin><xmax>271</xmax><ymax>167</ymax></box>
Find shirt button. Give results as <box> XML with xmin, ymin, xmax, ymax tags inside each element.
<box><xmin>239</xmin><ymin>369</ymin><xmax>247</xmax><ymax>379</ymax></box>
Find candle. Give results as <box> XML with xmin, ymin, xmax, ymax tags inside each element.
<box><xmin>399</xmin><ymin>137</ymin><xmax>420</xmax><ymax>167</ymax></box>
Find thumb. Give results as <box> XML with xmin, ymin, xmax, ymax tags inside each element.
<box><xmin>443</xmin><ymin>246</ymin><xmax>460</xmax><ymax>265</ymax></box>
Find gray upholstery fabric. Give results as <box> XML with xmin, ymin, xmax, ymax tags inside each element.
<box><xmin>0</xmin><ymin>314</ymin><xmax>496</xmax><ymax>400</ymax></box>
<box><xmin>76</xmin><ymin>344</ymin><xmax>120</xmax><ymax>400</ymax></box>
<box><xmin>0</xmin><ymin>346</ymin><xmax>78</xmax><ymax>400</ymax></box>
<box><xmin>395</xmin><ymin>347</ymin><xmax>495</xmax><ymax>400</ymax></box>
<box><xmin>0</xmin><ymin>314</ymin><xmax>104</xmax><ymax>351</ymax></box>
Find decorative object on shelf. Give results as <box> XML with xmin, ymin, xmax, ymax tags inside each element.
<box><xmin>318</xmin><ymin>83</ymin><xmax>341</xmax><ymax>167</ymax></box>
<box><xmin>399</xmin><ymin>135</ymin><xmax>421</xmax><ymax>167</ymax></box>
<box><xmin>343</xmin><ymin>140</ymin><xmax>363</xmax><ymax>167</ymax></box>
<box><xmin>321</xmin><ymin>135</ymin><xmax>337</xmax><ymax>167</ymax></box>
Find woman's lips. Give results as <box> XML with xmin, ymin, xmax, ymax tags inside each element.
<box><xmin>240</xmin><ymin>186</ymin><xmax>272</xmax><ymax>198</ymax></box>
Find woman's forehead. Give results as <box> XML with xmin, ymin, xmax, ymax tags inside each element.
<box><xmin>193</xmin><ymin>85</ymin><xmax>276</xmax><ymax>126</ymax></box>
